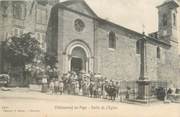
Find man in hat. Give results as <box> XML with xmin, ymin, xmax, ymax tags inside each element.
<box><xmin>115</xmin><ymin>81</ymin><xmax>120</xmax><ymax>99</ymax></box>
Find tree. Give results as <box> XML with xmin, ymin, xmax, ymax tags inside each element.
<box><xmin>44</xmin><ymin>52</ymin><xmax>58</xmax><ymax>78</ymax></box>
<box><xmin>25</xmin><ymin>52</ymin><xmax>45</xmax><ymax>84</ymax></box>
<box><xmin>44</xmin><ymin>53</ymin><xmax>57</xmax><ymax>69</ymax></box>
<box><xmin>3</xmin><ymin>32</ymin><xmax>41</xmax><ymax>84</ymax></box>
<box><xmin>4</xmin><ymin>32</ymin><xmax>41</xmax><ymax>66</ymax></box>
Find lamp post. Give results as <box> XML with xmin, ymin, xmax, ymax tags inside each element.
<box><xmin>136</xmin><ymin>35</ymin><xmax>150</xmax><ymax>101</ymax></box>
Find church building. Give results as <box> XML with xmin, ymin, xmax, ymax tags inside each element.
<box><xmin>47</xmin><ymin>0</ymin><xmax>180</xmax><ymax>87</ymax></box>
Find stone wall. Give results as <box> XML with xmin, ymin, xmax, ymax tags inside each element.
<box><xmin>95</xmin><ymin>23</ymin><xmax>141</xmax><ymax>81</ymax></box>
<box><xmin>56</xmin><ymin>8</ymin><xmax>95</xmax><ymax>76</ymax></box>
<box><xmin>146</xmin><ymin>43</ymin><xmax>158</xmax><ymax>81</ymax></box>
<box><xmin>158</xmin><ymin>43</ymin><xmax>180</xmax><ymax>87</ymax></box>
<box><xmin>61</xmin><ymin>10</ymin><xmax>94</xmax><ymax>53</ymax></box>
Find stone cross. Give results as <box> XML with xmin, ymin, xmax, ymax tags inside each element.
<box><xmin>137</xmin><ymin>35</ymin><xmax>150</xmax><ymax>101</ymax></box>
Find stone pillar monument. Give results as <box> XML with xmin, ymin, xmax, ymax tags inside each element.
<box><xmin>137</xmin><ymin>35</ymin><xmax>150</xmax><ymax>100</ymax></box>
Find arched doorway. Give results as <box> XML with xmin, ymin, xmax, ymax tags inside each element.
<box><xmin>64</xmin><ymin>40</ymin><xmax>93</xmax><ymax>74</ymax></box>
<box><xmin>71</xmin><ymin>47</ymin><xmax>87</xmax><ymax>73</ymax></box>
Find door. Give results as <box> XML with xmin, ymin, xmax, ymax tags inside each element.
<box><xmin>71</xmin><ymin>57</ymin><xmax>83</xmax><ymax>73</ymax></box>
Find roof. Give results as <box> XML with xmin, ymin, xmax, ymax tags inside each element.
<box><xmin>52</xmin><ymin>0</ymin><xmax>171</xmax><ymax>47</ymax></box>
<box><xmin>157</xmin><ymin>0</ymin><xmax>179</xmax><ymax>8</ymax></box>
<box><xmin>55</xmin><ymin>0</ymin><xmax>98</xmax><ymax>17</ymax></box>
<box><xmin>60</xmin><ymin>0</ymin><xmax>84</xmax><ymax>6</ymax></box>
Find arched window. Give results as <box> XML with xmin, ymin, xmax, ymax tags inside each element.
<box><xmin>173</xmin><ymin>13</ymin><xmax>176</xmax><ymax>26</ymax></box>
<box><xmin>1</xmin><ymin>1</ymin><xmax>9</xmax><ymax>17</ymax></box>
<box><xmin>13</xmin><ymin>3</ymin><xmax>21</xmax><ymax>19</ymax></box>
<box><xmin>109</xmin><ymin>31</ymin><xmax>116</xmax><ymax>49</ymax></box>
<box><xmin>162</xmin><ymin>14</ymin><xmax>167</xmax><ymax>26</ymax></box>
<box><xmin>36</xmin><ymin>8</ymin><xmax>47</xmax><ymax>24</ymax></box>
<box><xmin>136</xmin><ymin>40</ymin><xmax>141</xmax><ymax>54</ymax></box>
<box><xmin>13</xmin><ymin>2</ymin><xmax>26</xmax><ymax>20</ymax></box>
<box><xmin>157</xmin><ymin>46</ymin><xmax>160</xmax><ymax>59</ymax></box>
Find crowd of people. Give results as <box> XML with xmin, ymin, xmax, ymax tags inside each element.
<box><xmin>42</xmin><ymin>71</ymin><xmax>179</xmax><ymax>102</ymax></box>
<box><xmin>43</xmin><ymin>71</ymin><xmax>129</xmax><ymax>101</ymax></box>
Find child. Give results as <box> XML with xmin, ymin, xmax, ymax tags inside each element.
<box><xmin>54</xmin><ymin>79</ymin><xmax>59</xmax><ymax>94</ymax></box>
<box><xmin>49</xmin><ymin>80</ymin><xmax>54</xmax><ymax>94</ymax></box>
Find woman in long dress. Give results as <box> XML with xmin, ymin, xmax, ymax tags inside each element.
<box><xmin>102</xmin><ymin>81</ymin><xmax>108</xmax><ymax>99</ymax></box>
<box><xmin>54</xmin><ymin>79</ymin><xmax>59</xmax><ymax>94</ymax></box>
<box><xmin>58</xmin><ymin>80</ymin><xmax>64</xmax><ymax>95</ymax></box>
<box><xmin>75</xmin><ymin>81</ymin><xmax>79</xmax><ymax>95</ymax></box>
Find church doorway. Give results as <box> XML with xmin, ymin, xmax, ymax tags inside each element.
<box><xmin>65</xmin><ymin>40</ymin><xmax>93</xmax><ymax>75</ymax></box>
<box><xmin>70</xmin><ymin>47</ymin><xmax>87</xmax><ymax>74</ymax></box>
<box><xmin>71</xmin><ymin>57</ymin><xmax>83</xmax><ymax>73</ymax></box>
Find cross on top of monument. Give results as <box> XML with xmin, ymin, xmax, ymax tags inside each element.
<box><xmin>142</xmin><ymin>24</ymin><xmax>146</xmax><ymax>35</ymax></box>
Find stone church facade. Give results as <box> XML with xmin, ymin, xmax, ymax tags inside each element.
<box><xmin>0</xmin><ymin>0</ymin><xmax>179</xmax><ymax>87</ymax></box>
<box><xmin>47</xmin><ymin>0</ymin><xmax>180</xmax><ymax>87</ymax></box>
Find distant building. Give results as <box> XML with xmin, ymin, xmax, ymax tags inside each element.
<box><xmin>0</xmin><ymin>0</ymin><xmax>58</xmax><ymax>86</ymax></box>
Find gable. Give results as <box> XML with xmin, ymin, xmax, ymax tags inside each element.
<box><xmin>60</xmin><ymin>0</ymin><xmax>97</xmax><ymax>18</ymax></box>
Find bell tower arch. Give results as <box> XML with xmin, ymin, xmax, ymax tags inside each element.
<box><xmin>157</xmin><ymin>0</ymin><xmax>179</xmax><ymax>45</ymax></box>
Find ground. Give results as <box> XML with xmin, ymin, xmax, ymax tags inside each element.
<box><xmin>0</xmin><ymin>88</ymin><xmax>180</xmax><ymax>117</ymax></box>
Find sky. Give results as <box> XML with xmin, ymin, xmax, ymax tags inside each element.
<box><xmin>61</xmin><ymin>0</ymin><xmax>165</xmax><ymax>33</ymax></box>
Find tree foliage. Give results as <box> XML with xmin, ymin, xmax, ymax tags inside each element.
<box><xmin>44</xmin><ymin>52</ymin><xmax>58</xmax><ymax>78</ymax></box>
<box><xmin>4</xmin><ymin>32</ymin><xmax>41</xmax><ymax>67</ymax></box>
<box><xmin>44</xmin><ymin>52</ymin><xmax>57</xmax><ymax>69</ymax></box>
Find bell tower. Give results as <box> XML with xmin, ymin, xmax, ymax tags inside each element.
<box><xmin>157</xmin><ymin>0</ymin><xmax>179</xmax><ymax>44</ymax></box>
